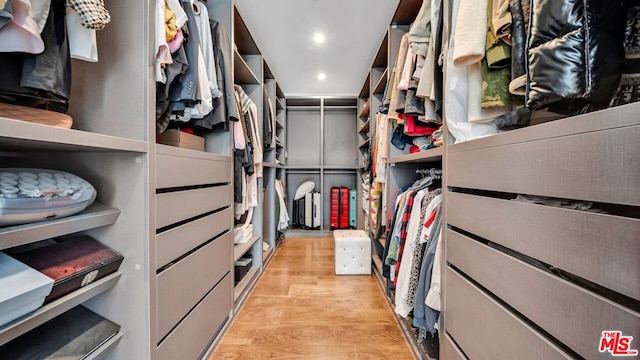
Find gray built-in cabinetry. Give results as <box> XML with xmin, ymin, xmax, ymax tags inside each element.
<box><xmin>360</xmin><ymin>0</ymin><xmax>640</xmax><ymax>359</ymax></box>
<box><xmin>286</xmin><ymin>98</ymin><xmax>359</xmax><ymax>236</ymax></box>
<box><xmin>0</xmin><ymin>0</ymin><xmax>285</xmax><ymax>359</ymax></box>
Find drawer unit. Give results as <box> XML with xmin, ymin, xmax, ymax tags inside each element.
<box><xmin>447</xmin><ymin>125</ymin><xmax>640</xmax><ymax>206</ymax></box>
<box><xmin>447</xmin><ymin>192</ymin><xmax>640</xmax><ymax>300</ymax></box>
<box><xmin>447</xmin><ymin>230</ymin><xmax>640</xmax><ymax>359</ymax></box>
<box><xmin>156</xmin><ymin>207</ymin><xmax>232</xmax><ymax>269</ymax></box>
<box><xmin>445</xmin><ymin>267</ymin><xmax>572</xmax><ymax>360</ymax></box>
<box><xmin>156</xmin><ymin>147</ymin><xmax>232</xmax><ymax>189</ymax></box>
<box><xmin>442</xmin><ymin>333</ymin><xmax>467</xmax><ymax>360</ymax></box>
<box><xmin>156</xmin><ymin>185</ymin><xmax>232</xmax><ymax>229</ymax></box>
<box><xmin>157</xmin><ymin>274</ymin><xmax>232</xmax><ymax>360</ymax></box>
<box><xmin>157</xmin><ymin>231</ymin><xmax>232</xmax><ymax>340</ymax></box>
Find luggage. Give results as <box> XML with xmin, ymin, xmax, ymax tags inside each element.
<box><xmin>12</xmin><ymin>235</ymin><xmax>124</xmax><ymax>303</ymax></box>
<box><xmin>292</xmin><ymin>197</ymin><xmax>305</xmax><ymax>228</ymax></box>
<box><xmin>2</xmin><ymin>305</ymin><xmax>120</xmax><ymax>360</ymax></box>
<box><xmin>330</xmin><ymin>187</ymin><xmax>350</xmax><ymax>230</ymax></box>
<box><xmin>349</xmin><ymin>189</ymin><xmax>357</xmax><ymax>228</ymax></box>
<box><xmin>304</xmin><ymin>191</ymin><xmax>320</xmax><ymax>230</ymax></box>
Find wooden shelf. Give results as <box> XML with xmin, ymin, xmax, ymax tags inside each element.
<box><xmin>359</xmin><ymin>99</ymin><xmax>371</xmax><ymax>119</ymax></box>
<box><xmin>84</xmin><ymin>331</ymin><xmax>123</xmax><ymax>360</ymax></box>
<box><xmin>373</xmin><ymin>68</ymin><xmax>389</xmax><ymax>95</ymax></box>
<box><xmin>233</xmin><ymin>235</ymin><xmax>260</xmax><ymax>262</ymax></box>
<box><xmin>233</xmin><ymin>266</ymin><xmax>259</xmax><ymax>301</ymax></box>
<box><xmin>378</xmin><ymin>236</ymin><xmax>386</xmax><ymax>248</ymax></box>
<box><xmin>392</xmin><ymin>0</ymin><xmax>423</xmax><ymax>25</ymax></box>
<box><xmin>359</xmin><ymin>118</ymin><xmax>371</xmax><ymax>134</ymax></box>
<box><xmin>276</xmin><ymin>98</ymin><xmax>285</xmax><ymax>111</ymax></box>
<box><xmin>387</xmin><ymin>147</ymin><xmax>443</xmax><ymax>164</ymax></box>
<box><xmin>276</xmin><ymin>84</ymin><xmax>285</xmax><ymax>98</ymax></box>
<box><xmin>0</xmin><ymin>202</ymin><xmax>120</xmax><ymax>250</ymax></box>
<box><xmin>360</xmin><ymin>138</ymin><xmax>371</xmax><ymax>150</ymax></box>
<box><xmin>0</xmin><ymin>117</ymin><xmax>147</xmax><ymax>153</ymax></box>
<box><xmin>276</xmin><ymin>118</ymin><xmax>284</xmax><ymax>129</ymax></box>
<box><xmin>234</xmin><ymin>49</ymin><xmax>260</xmax><ymax>85</ymax></box>
<box><xmin>359</xmin><ymin>76</ymin><xmax>371</xmax><ymax>99</ymax></box>
<box><xmin>155</xmin><ymin>144</ymin><xmax>231</xmax><ymax>161</ymax></box>
<box><xmin>233</xmin><ymin>7</ymin><xmax>260</xmax><ymax>55</ymax></box>
<box><xmin>0</xmin><ymin>271</ymin><xmax>122</xmax><ymax>347</ymax></box>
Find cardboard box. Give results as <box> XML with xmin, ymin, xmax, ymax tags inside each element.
<box><xmin>159</xmin><ymin>129</ymin><xmax>205</xmax><ymax>152</ymax></box>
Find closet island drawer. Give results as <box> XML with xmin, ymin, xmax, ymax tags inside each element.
<box><xmin>447</xmin><ymin>124</ymin><xmax>640</xmax><ymax>206</ymax></box>
<box><xmin>156</xmin><ymin>207</ymin><xmax>233</xmax><ymax>269</ymax></box>
<box><xmin>158</xmin><ymin>274</ymin><xmax>232</xmax><ymax>360</ymax></box>
<box><xmin>447</xmin><ymin>230</ymin><xmax>640</xmax><ymax>359</ymax></box>
<box><xmin>442</xmin><ymin>333</ymin><xmax>467</xmax><ymax>360</ymax></box>
<box><xmin>447</xmin><ymin>192</ymin><xmax>640</xmax><ymax>300</ymax></box>
<box><xmin>156</xmin><ymin>185</ymin><xmax>232</xmax><ymax>229</ymax></box>
<box><xmin>445</xmin><ymin>268</ymin><xmax>572</xmax><ymax>360</ymax></box>
<box><xmin>156</xmin><ymin>146</ymin><xmax>232</xmax><ymax>189</ymax></box>
<box><xmin>157</xmin><ymin>231</ymin><xmax>232</xmax><ymax>340</ymax></box>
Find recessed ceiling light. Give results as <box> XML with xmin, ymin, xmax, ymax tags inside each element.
<box><xmin>313</xmin><ymin>33</ymin><xmax>325</xmax><ymax>44</ymax></box>
<box><xmin>317</xmin><ymin>73</ymin><xmax>326</xmax><ymax>80</ymax></box>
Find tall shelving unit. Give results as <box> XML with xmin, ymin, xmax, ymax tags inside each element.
<box><xmin>286</xmin><ymin>98</ymin><xmax>359</xmax><ymax>236</ymax></box>
<box><xmin>0</xmin><ymin>0</ymin><xmax>286</xmax><ymax>359</ymax></box>
<box><xmin>356</xmin><ymin>0</ymin><xmax>444</xmax><ymax>359</ymax></box>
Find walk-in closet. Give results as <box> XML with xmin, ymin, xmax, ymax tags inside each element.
<box><xmin>0</xmin><ymin>0</ymin><xmax>638</xmax><ymax>359</ymax></box>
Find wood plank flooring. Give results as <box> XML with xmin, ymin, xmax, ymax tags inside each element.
<box><xmin>211</xmin><ymin>237</ymin><xmax>415</xmax><ymax>359</ymax></box>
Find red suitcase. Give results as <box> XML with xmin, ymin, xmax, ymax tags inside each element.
<box><xmin>330</xmin><ymin>187</ymin><xmax>340</xmax><ymax>230</ymax></box>
<box><xmin>339</xmin><ymin>187</ymin><xmax>349</xmax><ymax>229</ymax></box>
<box><xmin>330</xmin><ymin>187</ymin><xmax>350</xmax><ymax>230</ymax></box>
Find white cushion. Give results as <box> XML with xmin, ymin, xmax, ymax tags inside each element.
<box><xmin>334</xmin><ymin>230</ymin><xmax>371</xmax><ymax>275</ymax></box>
<box><xmin>293</xmin><ymin>180</ymin><xmax>315</xmax><ymax>200</ymax></box>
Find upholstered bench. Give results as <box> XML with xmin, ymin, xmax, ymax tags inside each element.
<box><xmin>333</xmin><ymin>230</ymin><xmax>371</xmax><ymax>275</ymax></box>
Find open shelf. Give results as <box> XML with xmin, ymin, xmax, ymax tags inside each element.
<box><xmin>233</xmin><ymin>49</ymin><xmax>260</xmax><ymax>85</ymax></box>
<box><xmin>262</xmin><ymin>246</ymin><xmax>274</xmax><ymax>264</ymax></box>
<box><xmin>276</xmin><ymin>118</ymin><xmax>284</xmax><ymax>129</ymax></box>
<box><xmin>359</xmin><ymin>99</ymin><xmax>371</xmax><ymax>119</ymax></box>
<box><xmin>276</xmin><ymin>99</ymin><xmax>285</xmax><ymax>111</ymax></box>
<box><xmin>373</xmin><ymin>68</ymin><xmax>389</xmax><ymax>95</ymax></box>
<box><xmin>84</xmin><ymin>331</ymin><xmax>124</xmax><ymax>360</ymax></box>
<box><xmin>392</xmin><ymin>0</ymin><xmax>423</xmax><ymax>25</ymax></box>
<box><xmin>378</xmin><ymin>236</ymin><xmax>386</xmax><ymax>248</ymax></box>
<box><xmin>233</xmin><ymin>266</ymin><xmax>259</xmax><ymax>301</ymax></box>
<box><xmin>0</xmin><ymin>271</ymin><xmax>122</xmax><ymax>347</ymax></box>
<box><xmin>155</xmin><ymin>144</ymin><xmax>231</xmax><ymax>161</ymax></box>
<box><xmin>372</xmin><ymin>254</ymin><xmax>383</xmax><ymax>275</ymax></box>
<box><xmin>323</xmin><ymin>166</ymin><xmax>359</xmax><ymax>170</ymax></box>
<box><xmin>359</xmin><ymin>118</ymin><xmax>371</xmax><ymax>134</ymax></box>
<box><xmin>233</xmin><ymin>6</ymin><xmax>260</xmax><ymax>55</ymax></box>
<box><xmin>360</xmin><ymin>138</ymin><xmax>371</xmax><ymax>150</ymax></box>
<box><xmin>0</xmin><ymin>117</ymin><xmax>147</xmax><ymax>153</ymax></box>
<box><xmin>233</xmin><ymin>235</ymin><xmax>260</xmax><ymax>262</ymax></box>
<box><xmin>387</xmin><ymin>147</ymin><xmax>443</xmax><ymax>164</ymax></box>
<box><xmin>359</xmin><ymin>76</ymin><xmax>371</xmax><ymax>99</ymax></box>
<box><xmin>0</xmin><ymin>202</ymin><xmax>121</xmax><ymax>250</ymax></box>
<box><xmin>276</xmin><ymin>141</ymin><xmax>284</xmax><ymax>149</ymax></box>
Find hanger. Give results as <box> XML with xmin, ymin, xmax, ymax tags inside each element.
<box><xmin>416</xmin><ymin>168</ymin><xmax>442</xmax><ymax>179</ymax></box>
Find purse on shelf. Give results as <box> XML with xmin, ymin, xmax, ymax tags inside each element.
<box><xmin>0</xmin><ymin>102</ymin><xmax>73</xmax><ymax>128</ymax></box>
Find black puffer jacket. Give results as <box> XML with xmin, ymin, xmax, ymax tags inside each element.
<box><xmin>526</xmin><ymin>0</ymin><xmax>628</xmax><ymax>110</ymax></box>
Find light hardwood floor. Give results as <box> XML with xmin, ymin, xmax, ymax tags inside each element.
<box><xmin>211</xmin><ymin>237</ymin><xmax>415</xmax><ymax>359</ymax></box>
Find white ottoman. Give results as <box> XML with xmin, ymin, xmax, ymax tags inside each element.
<box><xmin>334</xmin><ymin>230</ymin><xmax>371</xmax><ymax>275</ymax></box>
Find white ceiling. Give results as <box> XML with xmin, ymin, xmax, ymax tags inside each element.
<box><xmin>235</xmin><ymin>0</ymin><xmax>400</xmax><ymax>97</ymax></box>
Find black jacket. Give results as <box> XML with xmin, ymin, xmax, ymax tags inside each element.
<box><xmin>526</xmin><ymin>0</ymin><xmax>627</xmax><ymax>110</ymax></box>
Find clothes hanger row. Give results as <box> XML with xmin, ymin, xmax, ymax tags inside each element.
<box><xmin>416</xmin><ymin>168</ymin><xmax>442</xmax><ymax>179</ymax></box>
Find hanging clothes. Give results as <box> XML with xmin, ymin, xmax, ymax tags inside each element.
<box><xmin>275</xmin><ymin>179</ymin><xmax>289</xmax><ymax>231</ymax></box>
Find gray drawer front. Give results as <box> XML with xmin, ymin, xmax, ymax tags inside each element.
<box><xmin>156</xmin><ymin>207</ymin><xmax>232</xmax><ymax>269</ymax></box>
<box><xmin>156</xmin><ymin>185</ymin><xmax>232</xmax><ymax>229</ymax></box>
<box><xmin>447</xmin><ymin>230</ymin><xmax>640</xmax><ymax>359</ymax></box>
<box><xmin>445</xmin><ymin>267</ymin><xmax>572</xmax><ymax>360</ymax></box>
<box><xmin>447</xmin><ymin>125</ymin><xmax>640</xmax><ymax>206</ymax></box>
<box><xmin>157</xmin><ymin>231</ymin><xmax>232</xmax><ymax>340</ymax></box>
<box><xmin>442</xmin><ymin>333</ymin><xmax>467</xmax><ymax>360</ymax></box>
<box><xmin>156</xmin><ymin>153</ymin><xmax>231</xmax><ymax>189</ymax></box>
<box><xmin>447</xmin><ymin>192</ymin><xmax>640</xmax><ymax>300</ymax></box>
<box><xmin>157</xmin><ymin>274</ymin><xmax>232</xmax><ymax>360</ymax></box>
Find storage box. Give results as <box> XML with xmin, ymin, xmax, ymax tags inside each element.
<box><xmin>1</xmin><ymin>305</ymin><xmax>120</xmax><ymax>359</ymax></box>
<box><xmin>234</xmin><ymin>257</ymin><xmax>253</xmax><ymax>283</ymax></box>
<box><xmin>159</xmin><ymin>129</ymin><xmax>205</xmax><ymax>152</ymax></box>
<box><xmin>11</xmin><ymin>236</ymin><xmax>124</xmax><ymax>303</ymax></box>
<box><xmin>0</xmin><ymin>252</ymin><xmax>54</xmax><ymax>327</ymax></box>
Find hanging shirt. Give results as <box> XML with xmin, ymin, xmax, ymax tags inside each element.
<box><xmin>192</xmin><ymin>1</ymin><xmax>222</xmax><ymax>98</ymax></box>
